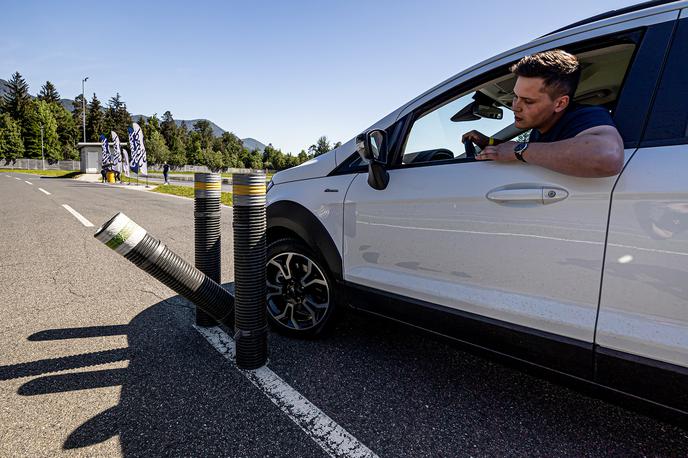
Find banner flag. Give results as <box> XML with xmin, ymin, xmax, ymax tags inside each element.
<box><xmin>111</xmin><ymin>131</ymin><xmax>122</xmax><ymax>173</ymax></box>
<box><xmin>132</xmin><ymin>122</ymin><xmax>148</xmax><ymax>176</ymax></box>
<box><xmin>127</xmin><ymin>126</ymin><xmax>139</xmax><ymax>174</ymax></box>
<box><xmin>99</xmin><ymin>134</ymin><xmax>111</xmax><ymax>167</ymax></box>
<box><xmin>122</xmin><ymin>148</ymin><xmax>130</xmax><ymax>178</ymax></box>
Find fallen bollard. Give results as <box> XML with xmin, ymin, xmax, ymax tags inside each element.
<box><xmin>194</xmin><ymin>172</ymin><xmax>222</xmax><ymax>327</ymax></box>
<box><xmin>233</xmin><ymin>172</ymin><xmax>268</xmax><ymax>370</ymax></box>
<box><xmin>94</xmin><ymin>212</ymin><xmax>234</xmax><ymax>328</ymax></box>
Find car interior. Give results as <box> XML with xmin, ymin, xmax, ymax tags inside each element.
<box><xmin>401</xmin><ymin>43</ymin><xmax>636</xmax><ymax>165</ymax></box>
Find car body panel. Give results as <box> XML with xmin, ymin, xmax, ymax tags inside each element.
<box><xmin>598</xmin><ymin>145</ymin><xmax>688</xmax><ymax>368</ymax></box>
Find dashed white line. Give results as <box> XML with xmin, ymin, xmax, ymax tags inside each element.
<box><xmin>38</xmin><ymin>187</ymin><xmax>51</xmax><ymax>195</ymax></box>
<box><xmin>195</xmin><ymin>326</ymin><xmax>378</xmax><ymax>458</ymax></box>
<box><xmin>61</xmin><ymin>204</ymin><xmax>94</xmax><ymax>227</ymax></box>
<box><xmin>24</xmin><ymin>180</ymin><xmax>33</xmax><ymax>185</ymax></box>
<box><xmin>14</xmin><ymin>177</ymin><xmax>20</xmax><ymax>180</ymax></box>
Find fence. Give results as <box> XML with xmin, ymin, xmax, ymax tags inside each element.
<box><xmin>1</xmin><ymin>158</ymin><xmax>80</xmax><ymax>171</ymax></box>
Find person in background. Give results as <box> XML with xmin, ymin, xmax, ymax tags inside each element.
<box><xmin>163</xmin><ymin>162</ymin><xmax>170</xmax><ymax>185</ymax></box>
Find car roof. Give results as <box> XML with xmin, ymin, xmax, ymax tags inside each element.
<box><xmin>397</xmin><ymin>0</ymin><xmax>686</xmax><ymax>119</ymax></box>
<box><xmin>544</xmin><ymin>0</ymin><xmax>683</xmax><ymax>36</ymax></box>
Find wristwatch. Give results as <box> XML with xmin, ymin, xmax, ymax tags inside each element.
<box><xmin>514</xmin><ymin>142</ymin><xmax>529</xmax><ymax>163</ymax></box>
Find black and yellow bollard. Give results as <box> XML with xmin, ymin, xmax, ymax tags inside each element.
<box><xmin>94</xmin><ymin>212</ymin><xmax>234</xmax><ymax>328</ymax></box>
<box><xmin>194</xmin><ymin>173</ymin><xmax>222</xmax><ymax>327</ymax></box>
<box><xmin>232</xmin><ymin>172</ymin><xmax>268</xmax><ymax>370</ymax></box>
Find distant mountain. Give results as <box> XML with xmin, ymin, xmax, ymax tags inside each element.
<box><xmin>241</xmin><ymin>138</ymin><xmax>266</xmax><ymax>152</ymax></box>
<box><xmin>0</xmin><ymin>78</ymin><xmax>266</xmax><ymax>151</ymax></box>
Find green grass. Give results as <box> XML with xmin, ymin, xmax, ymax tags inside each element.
<box><xmin>151</xmin><ymin>184</ymin><xmax>233</xmax><ymax>206</ymax></box>
<box><xmin>148</xmin><ymin>171</ymin><xmax>273</xmax><ymax>180</ymax></box>
<box><xmin>0</xmin><ymin>169</ymin><xmax>81</xmax><ymax>178</ymax></box>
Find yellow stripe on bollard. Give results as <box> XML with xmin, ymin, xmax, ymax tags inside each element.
<box><xmin>232</xmin><ymin>184</ymin><xmax>266</xmax><ymax>195</ymax></box>
<box><xmin>194</xmin><ymin>182</ymin><xmax>222</xmax><ymax>190</ymax></box>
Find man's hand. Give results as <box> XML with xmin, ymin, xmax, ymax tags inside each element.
<box><xmin>476</xmin><ymin>141</ymin><xmax>517</xmax><ymax>162</ymax></box>
<box><xmin>461</xmin><ymin>130</ymin><xmax>490</xmax><ymax>149</ymax></box>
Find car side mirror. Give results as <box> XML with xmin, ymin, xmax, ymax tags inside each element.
<box><xmin>356</xmin><ymin>129</ymin><xmax>389</xmax><ymax>191</ymax></box>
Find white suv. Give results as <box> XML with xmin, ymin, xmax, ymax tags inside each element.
<box><xmin>266</xmin><ymin>1</ymin><xmax>688</xmax><ymax>418</ymax></box>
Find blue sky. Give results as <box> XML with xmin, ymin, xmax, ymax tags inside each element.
<box><xmin>1</xmin><ymin>0</ymin><xmax>640</xmax><ymax>154</ymax></box>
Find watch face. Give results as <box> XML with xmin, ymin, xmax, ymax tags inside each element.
<box><xmin>514</xmin><ymin>142</ymin><xmax>528</xmax><ymax>153</ymax></box>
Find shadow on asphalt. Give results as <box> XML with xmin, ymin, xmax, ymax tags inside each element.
<box><xmin>1</xmin><ymin>283</ymin><xmax>687</xmax><ymax>456</ymax></box>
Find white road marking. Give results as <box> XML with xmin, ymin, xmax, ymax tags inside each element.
<box><xmin>61</xmin><ymin>204</ymin><xmax>94</xmax><ymax>227</ymax></box>
<box><xmin>4</xmin><ymin>174</ymin><xmax>10</xmax><ymax>177</ymax></box>
<box><xmin>38</xmin><ymin>187</ymin><xmax>51</xmax><ymax>195</ymax></box>
<box><xmin>14</xmin><ymin>177</ymin><xmax>20</xmax><ymax>180</ymax></box>
<box><xmin>24</xmin><ymin>180</ymin><xmax>33</xmax><ymax>185</ymax></box>
<box><xmin>195</xmin><ymin>326</ymin><xmax>378</xmax><ymax>458</ymax></box>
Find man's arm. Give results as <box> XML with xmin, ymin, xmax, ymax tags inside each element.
<box><xmin>477</xmin><ymin>126</ymin><xmax>625</xmax><ymax>177</ymax></box>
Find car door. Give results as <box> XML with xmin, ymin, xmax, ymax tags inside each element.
<box><xmin>595</xmin><ymin>11</ymin><xmax>688</xmax><ymax>412</ymax></box>
<box><xmin>343</xmin><ymin>12</ymin><xmax>676</xmax><ymax>375</ymax></box>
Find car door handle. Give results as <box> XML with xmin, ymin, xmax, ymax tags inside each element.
<box><xmin>486</xmin><ymin>186</ymin><xmax>568</xmax><ymax>204</ymax></box>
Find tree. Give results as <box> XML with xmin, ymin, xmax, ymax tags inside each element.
<box><xmin>86</xmin><ymin>93</ymin><xmax>104</xmax><ymax>141</ymax></box>
<box><xmin>200</xmin><ymin>148</ymin><xmax>223</xmax><ymax>171</ymax></box>
<box><xmin>104</xmin><ymin>93</ymin><xmax>132</xmax><ymax>140</ymax></box>
<box><xmin>25</xmin><ymin>100</ymin><xmax>61</xmax><ymax>160</ymax></box>
<box><xmin>0</xmin><ymin>113</ymin><xmax>25</xmax><ymax>161</ymax></box>
<box><xmin>308</xmin><ymin>135</ymin><xmax>331</xmax><ymax>157</ymax></box>
<box><xmin>145</xmin><ymin>129</ymin><xmax>170</xmax><ymax>164</ymax></box>
<box><xmin>219</xmin><ymin>132</ymin><xmax>243</xmax><ymax>168</ymax></box>
<box><xmin>50</xmin><ymin>103</ymin><xmax>78</xmax><ymax>160</ymax></box>
<box><xmin>160</xmin><ymin>111</ymin><xmax>177</xmax><ymax>148</ymax></box>
<box><xmin>193</xmin><ymin>119</ymin><xmax>213</xmax><ymax>149</ymax></box>
<box><xmin>1</xmin><ymin>72</ymin><xmax>31</xmax><ymax>121</ymax></box>
<box><xmin>38</xmin><ymin>81</ymin><xmax>61</xmax><ymax>104</ymax></box>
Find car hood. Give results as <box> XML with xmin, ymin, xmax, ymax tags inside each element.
<box><xmin>271</xmin><ymin>149</ymin><xmax>338</xmax><ymax>185</ymax></box>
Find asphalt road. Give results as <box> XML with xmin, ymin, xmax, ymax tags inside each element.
<box><xmin>0</xmin><ymin>171</ymin><xmax>686</xmax><ymax>457</ymax></box>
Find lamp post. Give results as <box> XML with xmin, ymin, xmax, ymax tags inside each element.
<box><xmin>40</xmin><ymin>123</ymin><xmax>45</xmax><ymax>170</ymax></box>
<box><xmin>82</xmin><ymin>77</ymin><xmax>89</xmax><ymax>142</ymax></box>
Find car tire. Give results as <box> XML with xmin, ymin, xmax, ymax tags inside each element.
<box><xmin>265</xmin><ymin>237</ymin><xmax>338</xmax><ymax>338</ymax></box>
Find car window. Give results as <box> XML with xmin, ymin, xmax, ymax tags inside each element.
<box><xmin>400</xmin><ymin>42</ymin><xmax>636</xmax><ymax>166</ymax></box>
<box><xmin>401</xmin><ymin>78</ymin><xmax>515</xmax><ymax>165</ymax></box>
<box><xmin>642</xmin><ymin>17</ymin><xmax>688</xmax><ymax>146</ymax></box>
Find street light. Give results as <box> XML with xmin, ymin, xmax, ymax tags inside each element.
<box><xmin>40</xmin><ymin>123</ymin><xmax>45</xmax><ymax>170</ymax></box>
<box><xmin>82</xmin><ymin>76</ymin><xmax>89</xmax><ymax>143</ymax></box>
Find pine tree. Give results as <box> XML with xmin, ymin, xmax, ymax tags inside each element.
<box><xmin>0</xmin><ymin>113</ymin><xmax>25</xmax><ymax>161</ymax></box>
<box><xmin>104</xmin><ymin>93</ymin><xmax>132</xmax><ymax>140</ymax></box>
<box><xmin>38</xmin><ymin>81</ymin><xmax>61</xmax><ymax>104</ymax></box>
<box><xmin>50</xmin><ymin>103</ymin><xmax>78</xmax><ymax>158</ymax></box>
<box><xmin>193</xmin><ymin>119</ymin><xmax>213</xmax><ymax>149</ymax></box>
<box><xmin>160</xmin><ymin>111</ymin><xmax>177</xmax><ymax>148</ymax></box>
<box><xmin>86</xmin><ymin>93</ymin><xmax>104</xmax><ymax>141</ymax></box>
<box><xmin>1</xmin><ymin>72</ymin><xmax>31</xmax><ymax>120</ymax></box>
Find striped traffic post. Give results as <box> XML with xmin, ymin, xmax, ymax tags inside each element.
<box><xmin>94</xmin><ymin>212</ymin><xmax>234</xmax><ymax>327</ymax></box>
<box><xmin>194</xmin><ymin>173</ymin><xmax>222</xmax><ymax>327</ymax></box>
<box><xmin>232</xmin><ymin>172</ymin><xmax>268</xmax><ymax>370</ymax></box>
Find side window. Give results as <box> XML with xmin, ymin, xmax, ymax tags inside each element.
<box><xmin>401</xmin><ymin>75</ymin><xmax>515</xmax><ymax>165</ymax></box>
<box><xmin>400</xmin><ymin>41</ymin><xmax>636</xmax><ymax>166</ymax></box>
<box><xmin>642</xmin><ymin>17</ymin><xmax>688</xmax><ymax>146</ymax></box>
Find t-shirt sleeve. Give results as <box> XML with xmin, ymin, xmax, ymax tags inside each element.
<box><xmin>563</xmin><ymin>106</ymin><xmax>616</xmax><ymax>139</ymax></box>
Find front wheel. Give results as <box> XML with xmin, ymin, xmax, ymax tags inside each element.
<box><xmin>266</xmin><ymin>238</ymin><xmax>338</xmax><ymax>338</ymax></box>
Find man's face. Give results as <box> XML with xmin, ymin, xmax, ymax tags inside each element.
<box><xmin>512</xmin><ymin>76</ymin><xmax>568</xmax><ymax>131</ymax></box>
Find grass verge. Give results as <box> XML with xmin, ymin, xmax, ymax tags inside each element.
<box><xmin>151</xmin><ymin>184</ymin><xmax>233</xmax><ymax>206</ymax></box>
<box><xmin>0</xmin><ymin>169</ymin><xmax>81</xmax><ymax>178</ymax></box>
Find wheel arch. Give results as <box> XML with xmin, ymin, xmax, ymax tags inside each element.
<box><xmin>266</xmin><ymin>200</ymin><xmax>343</xmax><ymax>280</ymax></box>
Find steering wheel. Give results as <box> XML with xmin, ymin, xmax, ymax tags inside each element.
<box><xmin>463</xmin><ymin>140</ymin><xmax>477</xmax><ymax>159</ymax></box>
<box><xmin>428</xmin><ymin>148</ymin><xmax>455</xmax><ymax>161</ymax></box>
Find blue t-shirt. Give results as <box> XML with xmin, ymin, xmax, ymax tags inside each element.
<box><xmin>529</xmin><ymin>104</ymin><xmax>616</xmax><ymax>143</ymax></box>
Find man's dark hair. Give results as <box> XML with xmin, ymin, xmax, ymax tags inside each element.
<box><xmin>510</xmin><ymin>49</ymin><xmax>581</xmax><ymax>100</ymax></box>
